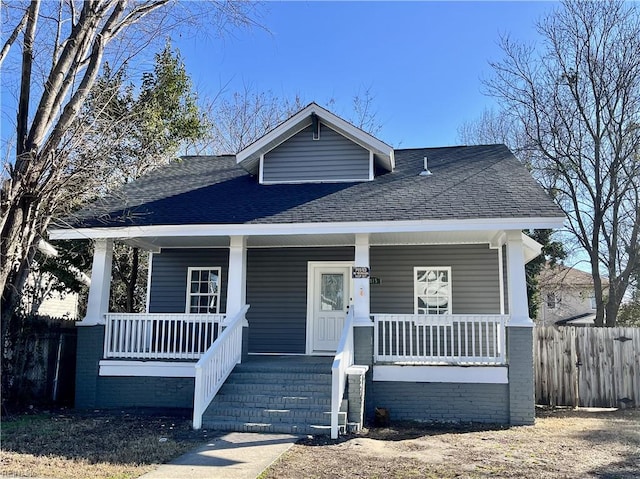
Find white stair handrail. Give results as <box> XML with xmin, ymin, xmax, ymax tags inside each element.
<box><xmin>192</xmin><ymin>304</ymin><xmax>249</xmax><ymax>429</ymax></box>
<box><xmin>331</xmin><ymin>306</ymin><xmax>355</xmax><ymax>439</ymax></box>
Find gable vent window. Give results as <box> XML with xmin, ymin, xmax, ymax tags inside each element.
<box><xmin>311</xmin><ymin>113</ymin><xmax>320</xmax><ymax>140</ymax></box>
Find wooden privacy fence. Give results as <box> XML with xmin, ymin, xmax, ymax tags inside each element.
<box><xmin>535</xmin><ymin>326</ymin><xmax>640</xmax><ymax>408</ymax></box>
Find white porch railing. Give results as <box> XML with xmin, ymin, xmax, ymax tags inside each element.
<box><xmin>104</xmin><ymin>313</ymin><xmax>224</xmax><ymax>360</ymax></box>
<box><xmin>373</xmin><ymin>314</ymin><xmax>508</xmax><ymax>365</ymax></box>
<box><xmin>192</xmin><ymin>305</ymin><xmax>249</xmax><ymax>430</ymax></box>
<box><xmin>331</xmin><ymin>306</ymin><xmax>355</xmax><ymax>439</ymax></box>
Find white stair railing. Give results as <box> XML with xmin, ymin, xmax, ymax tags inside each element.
<box><xmin>192</xmin><ymin>305</ymin><xmax>249</xmax><ymax>429</ymax></box>
<box><xmin>331</xmin><ymin>306</ymin><xmax>355</xmax><ymax>439</ymax></box>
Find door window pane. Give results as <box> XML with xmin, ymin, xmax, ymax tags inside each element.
<box><xmin>321</xmin><ymin>273</ymin><xmax>344</xmax><ymax>311</ymax></box>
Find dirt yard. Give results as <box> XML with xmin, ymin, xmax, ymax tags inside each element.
<box><xmin>263</xmin><ymin>407</ymin><xmax>639</xmax><ymax>479</ymax></box>
<box><xmin>1</xmin><ymin>407</ymin><xmax>638</xmax><ymax>479</ymax></box>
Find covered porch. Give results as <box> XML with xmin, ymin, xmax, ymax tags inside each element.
<box><xmin>60</xmin><ymin>226</ymin><xmax>541</xmax><ymax>436</ymax></box>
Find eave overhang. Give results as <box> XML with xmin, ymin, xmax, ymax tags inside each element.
<box><xmin>48</xmin><ymin>216</ymin><xmax>566</xmax><ymax>242</ymax></box>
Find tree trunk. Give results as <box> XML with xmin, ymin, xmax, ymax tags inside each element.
<box><xmin>125</xmin><ymin>247</ymin><xmax>139</xmax><ymax>313</ymax></box>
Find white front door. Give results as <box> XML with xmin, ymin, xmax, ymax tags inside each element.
<box><xmin>307</xmin><ymin>262</ymin><xmax>352</xmax><ymax>354</ymax></box>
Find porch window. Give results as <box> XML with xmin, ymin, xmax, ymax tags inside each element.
<box><xmin>414</xmin><ymin>267</ymin><xmax>451</xmax><ymax>314</ymax></box>
<box><xmin>186</xmin><ymin>267</ymin><xmax>221</xmax><ymax>313</ymax></box>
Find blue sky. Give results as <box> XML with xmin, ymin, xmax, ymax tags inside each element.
<box><xmin>174</xmin><ymin>1</ymin><xmax>556</xmax><ymax>148</ymax></box>
<box><xmin>0</xmin><ymin>1</ymin><xmax>556</xmax><ymax>153</ymax></box>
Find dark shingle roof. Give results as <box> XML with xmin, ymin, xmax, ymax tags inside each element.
<box><xmin>58</xmin><ymin>144</ymin><xmax>563</xmax><ymax>229</ymax></box>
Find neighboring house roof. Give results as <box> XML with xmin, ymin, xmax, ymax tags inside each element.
<box><xmin>55</xmin><ymin>144</ymin><xmax>563</xmax><ymax>230</ymax></box>
<box><xmin>555</xmin><ymin>313</ymin><xmax>595</xmax><ymax>326</ymax></box>
<box><xmin>539</xmin><ymin>264</ymin><xmax>609</xmax><ymax>289</ymax></box>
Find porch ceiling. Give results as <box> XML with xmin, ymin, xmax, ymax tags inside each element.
<box><xmin>124</xmin><ymin>230</ymin><xmax>502</xmax><ymax>250</ymax></box>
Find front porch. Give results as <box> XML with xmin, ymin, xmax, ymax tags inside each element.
<box><xmin>72</xmin><ymin>229</ymin><xmax>538</xmax><ymax>437</ymax></box>
<box><xmin>90</xmin><ymin>307</ymin><xmax>514</xmax><ymax>436</ymax></box>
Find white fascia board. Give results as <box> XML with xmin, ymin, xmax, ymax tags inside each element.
<box><xmin>373</xmin><ymin>365</ymin><xmax>508</xmax><ymax>384</ymax></box>
<box><xmin>260</xmin><ymin>178</ymin><xmax>372</xmax><ymax>185</ymax></box>
<box><xmin>49</xmin><ymin>216</ymin><xmax>566</xmax><ymax>240</ymax></box>
<box><xmin>236</xmin><ymin>105</ymin><xmax>315</xmax><ymax>164</ymax></box>
<box><xmin>240</xmin><ymin>120</ymin><xmax>313</xmax><ymax>173</ymax></box>
<box><xmin>99</xmin><ymin>360</ymin><xmax>196</xmax><ymax>377</ymax></box>
<box><xmin>317</xmin><ymin>111</ymin><xmax>393</xmax><ymax>159</ymax></box>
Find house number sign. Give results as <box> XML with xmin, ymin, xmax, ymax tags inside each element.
<box><xmin>352</xmin><ymin>266</ymin><xmax>370</xmax><ymax>279</ymax></box>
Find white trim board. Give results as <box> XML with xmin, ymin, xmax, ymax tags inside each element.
<box><xmin>49</xmin><ymin>217</ymin><xmax>565</xmax><ymax>240</ymax></box>
<box><xmin>373</xmin><ymin>365</ymin><xmax>508</xmax><ymax>384</ymax></box>
<box><xmin>99</xmin><ymin>360</ymin><xmax>196</xmax><ymax>377</ymax></box>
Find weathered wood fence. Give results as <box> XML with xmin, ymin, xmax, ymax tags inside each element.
<box><xmin>534</xmin><ymin>326</ymin><xmax>639</xmax><ymax>408</ymax></box>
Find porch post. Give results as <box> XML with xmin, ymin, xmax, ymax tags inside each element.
<box><xmin>353</xmin><ymin>233</ymin><xmax>371</xmax><ymax>325</ymax></box>
<box><xmin>505</xmin><ymin>230</ymin><xmax>535</xmax><ymax>425</ymax></box>
<box><xmin>226</xmin><ymin>235</ymin><xmax>247</xmax><ymax>323</ymax></box>
<box><xmin>505</xmin><ymin>231</ymin><xmax>533</xmax><ymax>327</ymax></box>
<box><xmin>80</xmin><ymin>238</ymin><xmax>113</xmax><ymax>326</ymax></box>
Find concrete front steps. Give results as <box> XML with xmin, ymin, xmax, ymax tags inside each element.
<box><xmin>201</xmin><ymin>355</ymin><xmax>346</xmax><ymax>435</ymax></box>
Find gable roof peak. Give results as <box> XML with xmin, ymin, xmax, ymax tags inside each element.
<box><xmin>236</xmin><ymin>102</ymin><xmax>395</xmax><ymax>175</ymax></box>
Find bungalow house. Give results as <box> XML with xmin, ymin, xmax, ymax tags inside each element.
<box><xmin>49</xmin><ymin>103</ymin><xmax>565</xmax><ymax>438</ymax></box>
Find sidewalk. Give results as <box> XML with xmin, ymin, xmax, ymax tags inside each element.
<box><xmin>137</xmin><ymin>432</ymin><xmax>300</xmax><ymax>479</ymax></box>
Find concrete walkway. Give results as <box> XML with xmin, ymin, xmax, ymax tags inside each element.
<box><xmin>138</xmin><ymin>432</ymin><xmax>300</xmax><ymax>479</ymax></box>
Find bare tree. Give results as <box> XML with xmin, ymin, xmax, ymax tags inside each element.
<box><xmin>0</xmin><ymin>0</ymin><xmax>260</xmax><ymax>404</ymax></box>
<box><xmin>1</xmin><ymin>0</ymin><xmax>258</xmax><ymax>304</ymax></box>
<box><xmin>457</xmin><ymin>108</ymin><xmax>529</xmax><ymax>153</ymax></box>
<box><xmin>197</xmin><ymin>86</ymin><xmax>304</xmax><ymax>155</ymax></box>
<box><xmin>197</xmin><ymin>85</ymin><xmax>386</xmax><ymax>156</ymax></box>
<box><xmin>350</xmin><ymin>86</ymin><xmax>383</xmax><ymax>137</ymax></box>
<box><xmin>485</xmin><ymin>0</ymin><xmax>640</xmax><ymax>326</ymax></box>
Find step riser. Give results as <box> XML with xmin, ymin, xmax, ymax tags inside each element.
<box><xmin>206</xmin><ymin>408</ymin><xmax>335</xmax><ymax>421</ymax></box>
<box><xmin>202</xmin><ymin>362</ymin><xmax>336</xmax><ymax>436</ymax></box>
<box><xmin>201</xmin><ymin>421</ymin><xmax>340</xmax><ymax>436</ymax></box>
<box><xmin>228</xmin><ymin>372</ymin><xmax>332</xmax><ymax>382</ymax></box>
<box><xmin>220</xmin><ymin>384</ymin><xmax>331</xmax><ymax>394</ymax></box>
<box><xmin>213</xmin><ymin>394</ymin><xmax>331</xmax><ymax>405</ymax></box>
<box><xmin>212</xmin><ymin>400</ymin><xmax>330</xmax><ymax>410</ymax></box>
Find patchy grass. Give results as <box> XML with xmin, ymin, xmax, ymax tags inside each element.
<box><xmin>2</xmin><ymin>407</ymin><xmax>639</xmax><ymax>479</ymax></box>
<box><xmin>262</xmin><ymin>407</ymin><xmax>640</xmax><ymax>479</ymax></box>
<box><xmin>0</xmin><ymin>409</ymin><xmax>209</xmax><ymax>479</ymax></box>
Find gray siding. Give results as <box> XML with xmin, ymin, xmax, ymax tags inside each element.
<box><xmin>263</xmin><ymin>124</ymin><xmax>370</xmax><ymax>183</ymax></box>
<box><xmin>246</xmin><ymin>247</ymin><xmax>354</xmax><ymax>353</ymax></box>
<box><xmin>149</xmin><ymin>248</ymin><xmax>229</xmax><ymax>314</ymax></box>
<box><xmin>370</xmin><ymin>244</ymin><xmax>501</xmax><ymax>314</ymax></box>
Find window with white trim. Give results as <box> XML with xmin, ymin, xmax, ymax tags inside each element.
<box><xmin>186</xmin><ymin>267</ymin><xmax>221</xmax><ymax>313</ymax></box>
<box><xmin>415</xmin><ymin>267</ymin><xmax>451</xmax><ymax>314</ymax></box>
